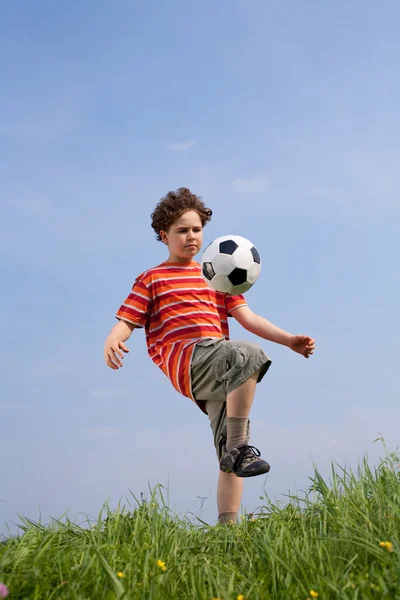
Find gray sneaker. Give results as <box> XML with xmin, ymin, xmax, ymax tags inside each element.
<box><xmin>220</xmin><ymin>445</ymin><xmax>270</xmax><ymax>478</ymax></box>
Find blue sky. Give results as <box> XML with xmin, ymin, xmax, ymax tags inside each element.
<box><xmin>1</xmin><ymin>0</ymin><xmax>399</xmax><ymax>536</ymax></box>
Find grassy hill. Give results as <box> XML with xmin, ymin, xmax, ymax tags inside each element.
<box><xmin>1</xmin><ymin>447</ymin><xmax>399</xmax><ymax>599</ymax></box>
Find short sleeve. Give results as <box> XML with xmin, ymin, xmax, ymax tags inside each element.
<box><xmin>115</xmin><ymin>277</ymin><xmax>152</xmax><ymax>328</ymax></box>
<box><xmin>225</xmin><ymin>294</ymin><xmax>247</xmax><ymax>316</ymax></box>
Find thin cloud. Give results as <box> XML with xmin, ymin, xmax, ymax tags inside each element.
<box><xmin>232</xmin><ymin>174</ymin><xmax>270</xmax><ymax>194</ymax></box>
<box><xmin>167</xmin><ymin>139</ymin><xmax>196</xmax><ymax>151</ymax></box>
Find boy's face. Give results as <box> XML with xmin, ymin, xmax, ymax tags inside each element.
<box><xmin>160</xmin><ymin>210</ymin><xmax>203</xmax><ymax>263</ymax></box>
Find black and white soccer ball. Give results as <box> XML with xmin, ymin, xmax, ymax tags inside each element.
<box><xmin>201</xmin><ymin>234</ymin><xmax>261</xmax><ymax>294</ymax></box>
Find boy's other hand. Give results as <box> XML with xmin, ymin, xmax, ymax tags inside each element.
<box><xmin>104</xmin><ymin>338</ymin><xmax>130</xmax><ymax>370</ymax></box>
<box><xmin>288</xmin><ymin>335</ymin><xmax>315</xmax><ymax>359</ymax></box>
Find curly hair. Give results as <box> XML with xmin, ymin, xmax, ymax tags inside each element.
<box><xmin>151</xmin><ymin>187</ymin><xmax>212</xmax><ymax>241</ymax></box>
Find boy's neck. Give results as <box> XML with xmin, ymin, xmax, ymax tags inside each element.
<box><xmin>164</xmin><ymin>258</ymin><xmax>197</xmax><ymax>265</ymax></box>
<box><xmin>164</xmin><ymin>253</ymin><xmax>198</xmax><ymax>265</ymax></box>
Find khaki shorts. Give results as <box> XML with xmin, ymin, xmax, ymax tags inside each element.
<box><xmin>190</xmin><ymin>338</ymin><xmax>271</xmax><ymax>461</ymax></box>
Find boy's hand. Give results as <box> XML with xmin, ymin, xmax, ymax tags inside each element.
<box><xmin>288</xmin><ymin>335</ymin><xmax>315</xmax><ymax>359</ymax></box>
<box><xmin>104</xmin><ymin>338</ymin><xmax>130</xmax><ymax>370</ymax></box>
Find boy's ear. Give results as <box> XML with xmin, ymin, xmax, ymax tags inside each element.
<box><xmin>160</xmin><ymin>230</ymin><xmax>168</xmax><ymax>244</ymax></box>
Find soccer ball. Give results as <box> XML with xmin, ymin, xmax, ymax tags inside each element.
<box><xmin>201</xmin><ymin>234</ymin><xmax>261</xmax><ymax>294</ymax></box>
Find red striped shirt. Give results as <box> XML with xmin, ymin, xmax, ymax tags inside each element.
<box><xmin>115</xmin><ymin>261</ymin><xmax>247</xmax><ymax>408</ymax></box>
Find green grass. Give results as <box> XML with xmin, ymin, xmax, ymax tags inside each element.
<box><xmin>1</xmin><ymin>444</ymin><xmax>400</xmax><ymax>599</ymax></box>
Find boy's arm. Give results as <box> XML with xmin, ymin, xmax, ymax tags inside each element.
<box><xmin>104</xmin><ymin>319</ymin><xmax>137</xmax><ymax>370</ymax></box>
<box><xmin>231</xmin><ymin>306</ymin><xmax>315</xmax><ymax>358</ymax></box>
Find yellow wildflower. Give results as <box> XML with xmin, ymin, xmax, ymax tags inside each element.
<box><xmin>157</xmin><ymin>559</ymin><xmax>167</xmax><ymax>571</ymax></box>
<box><xmin>237</xmin><ymin>595</ymin><xmax>245</xmax><ymax>600</ymax></box>
<box><xmin>379</xmin><ymin>541</ymin><xmax>394</xmax><ymax>552</ymax></box>
<box><xmin>117</xmin><ymin>572</ymin><xmax>125</xmax><ymax>578</ymax></box>
<box><xmin>310</xmin><ymin>591</ymin><xmax>319</xmax><ymax>598</ymax></box>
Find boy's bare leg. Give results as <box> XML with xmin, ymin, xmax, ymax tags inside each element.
<box><xmin>217</xmin><ymin>470</ymin><xmax>244</xmax><ymax>522</ymax></box>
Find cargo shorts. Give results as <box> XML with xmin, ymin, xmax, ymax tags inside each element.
<box><xmin>190</xmin><ymin>338</ymin><xmax>271</xmax><ymax>461</ymax></box>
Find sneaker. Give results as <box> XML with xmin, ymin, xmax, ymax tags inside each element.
<box><xmin>220</xmin><ymin>445</ymin><xmax>270</xmax><ymax>478</ymax></box>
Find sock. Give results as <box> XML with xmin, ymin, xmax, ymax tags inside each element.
<box><xmin>218</xmin><ymin>511</ymin><xmax>238</xmax><ymax>525</ymax></box>
<box><xmin>226</xmin><ymin>416</ymin><xmax>249</xmax><ymax>452</ymax></box>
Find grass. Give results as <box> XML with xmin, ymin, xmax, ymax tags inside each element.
<box><xmin>1</xmin><ymin>443</ymin><xmax>399</xmax><ymax>599</ymax></box>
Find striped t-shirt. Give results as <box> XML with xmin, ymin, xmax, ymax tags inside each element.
<box><xmin>115</xmin><ymin>260</ymin><xmax>247</xmax><ymax>410</ymax></box>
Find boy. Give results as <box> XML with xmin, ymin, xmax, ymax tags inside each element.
<box><xmin>104</xmin><ymin>188</ymin><xmax>315</xmax><ymax>525</ymax></box>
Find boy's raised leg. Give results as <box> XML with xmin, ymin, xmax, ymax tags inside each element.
<box><xmin>220</xmin><ymin>369</ymin><xmax>270</xmax><ymax>478</ymax></box>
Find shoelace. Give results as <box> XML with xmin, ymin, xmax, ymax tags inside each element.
<box><xmin>233</xmin><ymin>445</ymin><xmax>261</xmax><ymax>471</ymax></box>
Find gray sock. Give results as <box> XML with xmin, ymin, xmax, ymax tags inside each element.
<box><xmin>218</xmin><ymin>511</ymin><xmax>238</xmax><ymax>525</ymax></box>
<box><xmin>226</xmin><ymin>416</ymin><xmax>249</xmax><ymax>452</ymax></box>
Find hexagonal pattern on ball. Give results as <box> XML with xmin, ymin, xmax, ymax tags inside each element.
<box><xmin>211</xmin><ymin>274</ymin><xmax>233</xmax><ymax>294</ymax></box>
<box><xmin>247</xmin><ymin>262</ymin><xmax>261</xmax><ymax>285</ymax></box>
<box><xmin>212</xmin><ymin>253</ymin><xmax>236</xmax><ymax>276</ymax></box>
<box><xmin>232</xmin><ymin>246</ymin><xmax>254</xmax><ymax>270</ymax></box>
